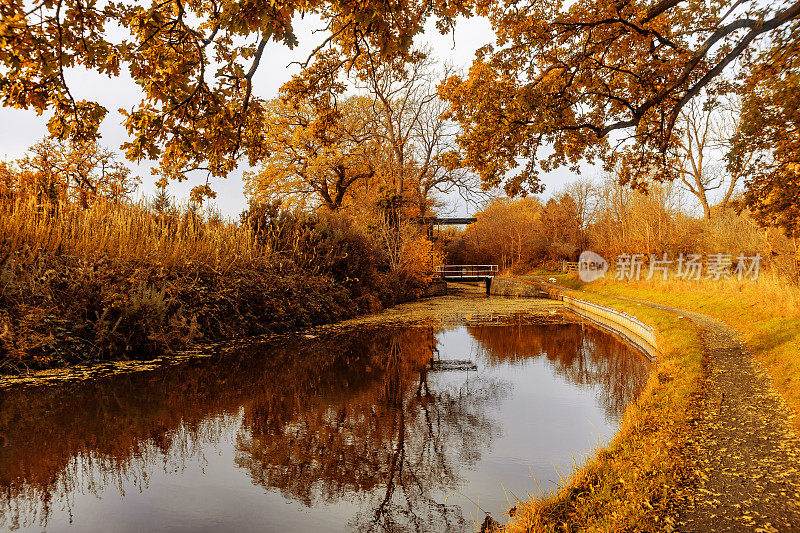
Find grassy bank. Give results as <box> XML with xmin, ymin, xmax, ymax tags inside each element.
<box><xmin>504</xmin><ymin>269</ymin><xmax>800</xmax><ymax>531</ymax></box>
<box><xmin>505</xmin><ymin>288</ymin><xmax>705</xmax><ymax>532</ymax></box>
<box><xmin>0</xmin><ymin>199</ymin><xmax>421</xmax><ymax>372</ymax></box>
<box><xmin>579</xmin><ymin>274</ymin><xmax>800</xmax><ymax>432</ymax></box>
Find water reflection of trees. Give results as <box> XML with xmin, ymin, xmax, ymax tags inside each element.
<box><xmin>0</xmin><ymin>325</ymin><xmax>505</xmax><ymax>531</ymax></box>
<box><xmin>0</xmin><ymin>363</ymin><xmax>248</xmax><ymax>529</ymax></box>
<box><xmin>0</xmin><ymin>320</ymin><xmax>645</xmax><ymax>531</ymax></box>
<box><xmin>467</xmin><ymin>321</ymin><xmax>650</xmax><ymax>419</ymax></box>
<box><xmin>235</xmin><ymin>329</ymin><xmax>506</xmax><ymax>532</ymax></box>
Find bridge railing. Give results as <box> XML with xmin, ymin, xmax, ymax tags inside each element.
<box><xmin>435</xmin><ymin>265</ymin><xmax>499</xmax><ymax>278</ymax></box>
<box><xmin>561</xmin><ymin>261</ymin><xmax>579</xmax><ymax>272</ymax></box>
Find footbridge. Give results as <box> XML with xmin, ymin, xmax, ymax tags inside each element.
<box><xmin>435</xmin><ymin>265</ymin><xmax>498</xmax><ymax>294</ymax></box>
<box><xmin>418</xmin><ymin>217</ymin><xmax>478</xmax><ymax>240</ymax></box>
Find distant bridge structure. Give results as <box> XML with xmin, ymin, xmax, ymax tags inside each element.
<box><xmin>417</xmin><ymin>217</ymin><xmax>478</xmax><ymax>240</ymax></box>
<box><xmin>418</xmin><ymin>217</ymin><xmax>477</xmax><ymax>226</ymax></box>
<box><xmin>435</xmin><ymin>265</ymin><xmax>498</xmax><ymax>294</ymax></box>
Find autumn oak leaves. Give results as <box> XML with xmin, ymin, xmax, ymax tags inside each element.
<box><xmin>441</xmin><ymin>0</ymin><xmax>800</xmax><ymax>198</ymax></box>
<box><xmin>1</xmin><ymin>0</ymin><xmax>467</xmax><ymax>202</ymax></box>
<box><xmin>2</xmin><ymin>0</ymin><xmax>799</xmax><ymax>226</ymax></box>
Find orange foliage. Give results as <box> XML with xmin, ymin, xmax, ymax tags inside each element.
<box><xmin>397</xmin><ymin>228</ymin><xmax>443</xmax><ymax>292</ymax></box>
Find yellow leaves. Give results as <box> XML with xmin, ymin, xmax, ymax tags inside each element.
<box><xmin>397</xmin><ymin>227</ymin><xmax>442</xmax><ymax>292</ymax></box>
<box><xmin>3</xmin><ymin>0</ymin><xmax>459</xmax><ymax>195</ymax></box>
<box><xmin>190</xmin><ymin>184</ymin><xmax>217</xmax><ymax>203</ymax></box>
<box><xmin>439</xmin><ymin>0</ymin><xmax>800</xmax><ymax>200</ymax></box>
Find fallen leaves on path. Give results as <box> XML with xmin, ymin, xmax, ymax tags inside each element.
<box><xmin>646</xmin><ymin>305</ymin><xmax>800</xmax><ymax>531</ymax></box>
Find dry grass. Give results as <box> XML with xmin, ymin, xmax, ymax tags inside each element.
<box><xmin>0</xmin><ymin>195</ymin><xmax>429</xmax><ymax>370</ymax></box>
<box><xmin>595</xmin><ymin>273</ymin><xmax>800</xmax><ymax>319</ymax></box>
<box><xmin>585</xmin><ymin>272</ymin><xmax>800</xmax><ymax>431</ymax></box>
<box><xmin>0</xmin><ymin>198</ymin><xmax>266</xmax><ymax>273</ymax></box>
<box><xmin>0</xmin><ymin>198</ymin><xmax>393</xmax><ymax>370</ymax></box>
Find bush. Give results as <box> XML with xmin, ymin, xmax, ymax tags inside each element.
<box><xmin>397</xmin><ymin>230</ymin><xmax>444</xmax><ymax>296</ymax></box>
<box><xmin>243</xmin><ymin>202</ymin><xmax>380</xmax><ymax>288</ymax></box>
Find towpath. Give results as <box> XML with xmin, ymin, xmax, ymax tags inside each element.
<box><xmin>632</xmin><ymin>300</ymin><xmax>800</xmax><ymax>532</ymax></box>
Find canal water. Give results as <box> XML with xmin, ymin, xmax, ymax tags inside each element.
<box><xmin>0</xmin><ymin>312</ymin><xmax>650</xmax><ymax>532</ymax></box>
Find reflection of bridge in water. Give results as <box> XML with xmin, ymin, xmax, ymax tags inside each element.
<box><xmin>428</xmin><ymin>359</ymin><xmax>478</xmax><ymax>372</ymax></box>
<box><xmin>439</xmin><ymin>311</ymin><xmax>503</xmax><ymax>328</ymax></box>
<box><xmin>435</xmin><ymin>265</ymin><xmax>498</xmax><ymax>294</ymax></box>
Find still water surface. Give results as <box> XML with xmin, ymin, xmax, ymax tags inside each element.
<box><xmin>0</xmin><ymin>313</ymin><xmax>649</xmax><ymax>532</ymax></box>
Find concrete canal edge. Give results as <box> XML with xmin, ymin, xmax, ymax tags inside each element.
<box><xmin>499</xmin><ymin>280</ymin><xmax>707</xmax><ymax>532</ymax></box>
<box><xmin>557</xmin><ymin>294</ymin><xmax>659</xmax><ymax>361</ymax></box>
<box><xmin>489</xmin><ymin>277</ymin><xmax>659</xmax><ymax>360</ymax></box>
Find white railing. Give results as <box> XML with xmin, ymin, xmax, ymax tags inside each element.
<box><xmin>435</xmin><ymin>265</ymin><xmax>499</xmax><ymax>278</ymax></box>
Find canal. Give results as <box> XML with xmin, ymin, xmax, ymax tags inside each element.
<box><xmin>0</xmin><ymin>301</ymin><xmax>650</xmax><ymax>532</ymax></box>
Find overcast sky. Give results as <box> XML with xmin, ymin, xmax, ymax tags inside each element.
<box><xmin>0</xmin><ymin>15</ymin><xmax>600</xmax><ymax>219</ymax></box>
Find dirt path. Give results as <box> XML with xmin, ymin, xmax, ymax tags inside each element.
<box><xmin>634</xmin><ymin>301</ymin><xmax>800</xmax><ymax>532</ymax></box>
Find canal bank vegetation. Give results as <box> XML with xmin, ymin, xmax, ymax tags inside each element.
<box><xmin>0</xmin><ymin>143</ymin><xmax>443</xmax><ymax>372</ymax></box>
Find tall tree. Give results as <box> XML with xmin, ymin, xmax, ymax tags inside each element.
<box><xmin>356</xmin><ymin>51</ymin><xmax>437</xmax><ymax>204</ymax></box>
<box><xmin>249</xmin><ymin>48</ymin><xmax>479</xmax><ymax>218</ymax></box>
<box><xmin>659</xmin><ymin>97</ymin><xmax>746</xmax><ymax>219</ymax></box>
<box><xmin>353</xmin><ymin>50</ymin><xmax>480</xmax><ymax>218</ymax></box>
<box><xmin>732</xmin><ymin>32</ymin><xmax>800</xmax><ymax>236</ymax></box>
<box><xmin>1</xmin><ymin>0</ymin><xmax>468</xmax><ymax>200</ymax></box>
<box><xmin>244</xmin><ymin>94</ymin><xmax>380</xmax><ymax>211</ymax></box>
<box><xmin>440</xmin><ymin>0</ymin><xmax>800</xmax><ymax>195</ymax></box>
<box><xmin>406</xmin><ymin>81</ymin><xmax>483</xmax><ymax>217</ymax></box>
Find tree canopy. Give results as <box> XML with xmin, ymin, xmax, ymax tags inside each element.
<box><xmin>1</xmin><ymin>0</ymin><xmax>468</xmax><ymax>200</ymax></box>
<box><xmin>732</xmin><ymin>32</ymin><xmax>800</xmax><ymax>236</ymax></box>
<box><xmin>439</xmin><ymin>0</ymin><xmax>800</xmax><ymax>196</ymax></box>
<box><xmin>1</xmin><ymin>138</ymin><xmax>138</xmax><ymax>207</ymax></box>
<box><xmin>5</xmin><ymin>0</ymin><xmax>800</xmax><ymax>234</ymax></box>
<box><xmin>244</xmin><ymin>94</ymin><xmax>380</xmax><ymax>211</ymax></box>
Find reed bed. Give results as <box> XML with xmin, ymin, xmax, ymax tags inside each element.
<box><xmin>0</xmin><ymin>197</ymin><xmax>387</xmax><ymax>370</ymax></box>
<box><xmin>0</xmin><ymin>198</ymin><xmax>268</xmax><ymax>273</ymax></box>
